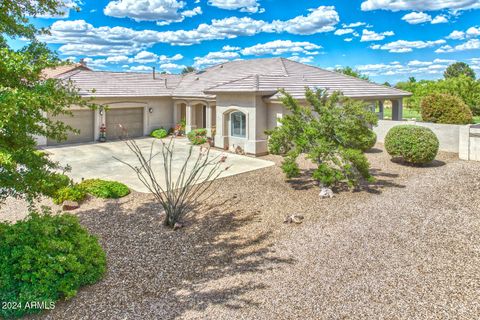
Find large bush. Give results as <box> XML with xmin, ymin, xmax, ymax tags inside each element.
<box><xmin>267</xmin><ymin>89</ymin><xmax>378</xmax><ymax>189</ymax></box>
<box><xmin>0</xmin><ymin>211</ymin><xmax>106</xmax><ymax>318</ymax></box>
<box><xmin>151</xmin><ymin>128</ymin><xmax>168</xmax><ymax>139</ymax></box>
<box><xmin>385</xmin><ymin>125</ymin><xmax>439</xmax><ymax>164</ymax></box>
<box><xmin>421</xmin><ymin>93</ymin><xmax>473</xmax><ymax>124</ymax></box>
<box><xmin>40</xmin><ymin>173</ymin><xmax>72</xmax><ymax>198</ymax></box>
<box><xmin>187</xmin><ymin>128</ymin><xmax>207</xmax><ymax>145</ymax></box>
<box><xmin>78</xmin><ymin>179</ymin><xmax>130</xmax><ymax>199</ymax></box>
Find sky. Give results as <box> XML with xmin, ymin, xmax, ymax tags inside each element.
<box><xmin>16</xmin><ymin>0</ymin><xmax>480</xmax><ymax>83</ymax></box>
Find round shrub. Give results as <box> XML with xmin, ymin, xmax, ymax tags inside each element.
<box><xmin>151</xmin><ymin>128</ymin><xmax>168</xmax><ymax>139</ymax></box>
<box><xmin>0</xmin><ymin>211</ymin><xmax>106</xmax><ymax>318</ymax></box>
<box><xmin>385</xmin><ymin>125</ymin><xmax>439</xmax><ymax>164</ymax></box>
<box><xmin>78</xmin><ymin>179</ymin><xmax>130</xmax><ymax>199</ymax></box>
<box><xmin>421</xmin><ymin>93</ymin><xmax>473</xmax><ymax>124</ymax></box>
<box><xmin>351</xmin><ymin>131</ymin><xmax>377</xmax><ymax>152</ymax></box>
<box><xmin>187</xmin><ymin>128</ymin><xmax>207</xmax><ymax>145</ymax></box>
<box><xmin>41</xmin><ymin>173</ymin><xmax>72</xmax><ymax>198</ymax></box>
<box><xmin>53</xmin><ymin>185</ymin><xmax>87</xmax><ymax>204</ymax></box>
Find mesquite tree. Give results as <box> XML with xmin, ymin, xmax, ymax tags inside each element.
<box><xmin>267</xmin><ymin>89</ymin><xmax>378</xmax><ymax>191</ymax></box>
<box><xmin>116</xmin><ymin>138</ymin><xmax>228</xmax><ymax>227</ymax></box>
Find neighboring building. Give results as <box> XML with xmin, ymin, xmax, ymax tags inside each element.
<box><xmin>39</xmin><ymin>58</ymin><xmax>410</xmax><ymax>155</ymax></box>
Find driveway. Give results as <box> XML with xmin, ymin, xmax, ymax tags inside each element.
<box><xmin>44</xmin><ymin>138</ymin><xmax>274</xmax><ymax>192</ymax></box>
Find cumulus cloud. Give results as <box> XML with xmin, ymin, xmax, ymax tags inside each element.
<box><xmin>43</xmin><ymin>6</ymin><xmax>340</xmax><ymax>53</ymax></box>
<box><xmin>360</xmin><ymin>29</ymin><xmax>394</xmax><ymax>42</ymax></box>
<box><xmin>334</xmin><ymin>28</ymin><xmax>355</xmax><ymax>36</ymax></box>
<box><xmin>208</xmin><ymin>0</ymin><xmax>263</xmax><ymax>13</ymax></box>
<box><xmin>446</xmin><ymin>26</ymin><xmax>480</xmax><ymax>40</ymax></box>
<box><xmin>435</xmin><ymin>39</ymin><xmax>480</xmax><ymax>52</ymax></box>
<box><xmin>360</xmin><ymin>0</ymin><xmax>480</xmax><ymax>12</ymax></box>
<box><xmin>356</xmin><ymin>58</ymin><xmax>458</xmax><ymax>78</ymax></box>
<box><xmin>240</xmin><ymin>40</ymin><xmax>321</xmax><ymax>56</ymax></box>
<box><xmin>103</xmin><ymin>0</ymin><xmax>202</xmax><ymax>25</ymax></box>
<box><xmin>371</xmin><ymin>39</ymin><xmax>446</xmax><ymax>53</ymax></box>
<box><xmin>193</xmin><ymin>51</ymin><xmax>242</xmax><ymax>68</ymax></box>
<box><xmin>431</xmin><ymin>15</ymin><xmax>448</xmax><ymax>24</ymax></box>
<box><xmin>401</xmin><ymin>12</ymin><xmax>432</xmax><ymax>24</ymax></box>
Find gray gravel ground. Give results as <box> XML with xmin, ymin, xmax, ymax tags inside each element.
<box><xmin>4</xmin><ymin>145</ymin><xmax>479</xmax><ymax>319</ymax></box>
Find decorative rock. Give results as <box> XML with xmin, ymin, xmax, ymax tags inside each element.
<box><xmin>284</xmin><ymin>214</ymin><xmax>304</xmax><ymax>224</ymax></box>
<box><xmin>62</xmin><ymin>201</ymin><xmax>79</xmax><ymax>211</ymax></box>
<box><xmin>173</xmin><ymin>222</ymin><xmax>184</xmax><ymax>230</ymax></box>
<box><xmin>319</xmin><ymin>187</ymin><xmax>334</xmax><ymax>198</ymax></box>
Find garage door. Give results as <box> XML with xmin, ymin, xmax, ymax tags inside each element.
<box><xmin>106</xmin><ymin>108</ymin><xmax>144</xmax><ymax>140</ymax></box>
<box><xmin>47</xmin><ymin>110</ymin><xmax>94</xmax><ymax>146</ymax></box>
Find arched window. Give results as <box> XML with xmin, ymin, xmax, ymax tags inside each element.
<box><xmin>230</xmin><ymin>111</ymin><xmax>246</xmax><ymax>138</ymax></box>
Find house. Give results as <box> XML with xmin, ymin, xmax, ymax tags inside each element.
<box><xmin>39</xmin><ymin>57</ymin><xmax>410</xmax><ymax>155</ymax></box>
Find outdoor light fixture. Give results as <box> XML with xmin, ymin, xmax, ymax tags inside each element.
<box><xmin>149</xmin><ymin>108</ymin><xmax>153</xmax><ymax>113</ymax></box>
<box><xmin>99</xmin><ymin>107</ymin><xmax>104</xmax><ymax>116</ymax></box>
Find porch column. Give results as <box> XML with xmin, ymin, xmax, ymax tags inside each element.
<box><xmin>391</xmin><ymin>99</ymin><xmax>403</xmax><ymax>121</ymax></box>
<box><xmin>185</xmin><ymin>102</ymin><xmax>196</xmax><ymax>133</ymax></box>
<box><xmin>378</xmin><ymin>100</ymin><xmax>384</xmax><ymax>120</ymax></box>
<box><xmin>205</xmin><ymin>103</ymin><xmax>213</xmax><ymax>137</ymax></box>
<box><xmin>173</xmin><ymin>103</ymin><xmax>179</xmax><ymax>128</ymax></box>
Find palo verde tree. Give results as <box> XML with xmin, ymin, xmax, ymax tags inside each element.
<box><xmin>267</xmin><ymin>89</ymin><xmax>378</xmax><ymax>191</ymax></box>
<box><xmin>0</xmin><ymin>0</ymin><xmax>96</xmax><ymax>204</ymax></box>
<box><xmin>334</xmin><ymin>66</ymin><xmax>370</xmax><ymax>81</ymax></box>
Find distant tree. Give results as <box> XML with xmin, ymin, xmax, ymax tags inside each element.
<box><xmin>267</xmin><ymin>89</ymin><xmax>378</xmax><ymax>194</ymax></box>
<box><xmin>408</xmin><ymin>76</ymin><xmax>417</xmax><ymax>83</ymax></box>
<box><xmin>335</xmin><ymin>66</ymin><xmax>370</xmax><ymax>81</ymax></box>
<box><xmin>160</xmin><ymin>71</ymin><xmax>168</xmax><ymax>74</ymax></box>
<box><xmin>444</xmin><ymin>62</ymin><xmax>476</xmax><ymax>80</ymax></box>
<box><xmin>181</xmin><ymin>66</ymin><xmax>197</xmax><ymax>74</ymax></box>
<box><xmin>383</xmin><ymin>81</ymin><xmax>392</xmax><ymax>87</ymax></box>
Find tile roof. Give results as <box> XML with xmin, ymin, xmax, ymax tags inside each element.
<box><xmin>57</xmin><ymin>70</ymin><xmax>183</xmax><ymax>97</ymax></box>
<box><xmin>42</xmin><ymin>63</ymin><xmax>90</xmax><ymax>79</ymax></box>
<box><xmin>54</xmin><ymin>58</ymin><xmax>410</xmax><ymax>99</ymax></box>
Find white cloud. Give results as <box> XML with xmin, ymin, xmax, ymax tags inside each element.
<box><xmin>334</xmin><ymin>28</ymin><xmax>354</xmax><ymax>36</ymax></box>
<box><xmin>342</xmin><ymin>22</ymin><xmax>367</xmax><ymax>28</ymax></box>
<box><xmin>361</xmin><ymin>0</ymin><xmax>480</xmax><ymax>12</ymax></box>
<box><xmin>208</xmin><ymin>0</ymin><xmax>262</xmax><ymax>13</ymax></box>
<box><xmin>240</xmin><ymin>40</ymin><xmax>321</xmax><ymax>56</ymax></box>
<box><xmin>436</xmin><ymin>39</ymin><xmax>480</xmax><ymax>52</ymax></box>
<box><xmin>360</xmin><ymin>29</ymin><xmax>394</xmax><ymax>42</ymax></box>
<box><xmin>344</xmin><ymin>38</ymin><xmax>353</xmax><ymax>42</ymax></box>
<box><xmin>193</xmin><ymin>50</ymin><xmax>241</xmax><ymax>68</ymax></box>
<box><xmin>287</xmin><ymin>55</ymin><xmax>314</xmax><ymax>63</ymax></box>
<box><xmin>371</xmin><ymin>39</ymin><xmax>446</xmax><ymax>53</ymax></box>
<box><xmin>401</xmin><ymin>12</ymin><xmax>432</xmax><ymax>24</ymax></box>
<box><xmin>223</xmin><ymin>45</ymin><xmax>241</xmax><ymax>51</ymax></box>
<box><xmin>129</xmin><ymin>65</ymin><xmax>153</xmax><ymax>72</ymax></box>
<box><xmin>43</xmin><ymin>6</ymin><xmax>340</xmax><ymax>52</ymax></box>
<box><xmin>447</xmin><ymin>30</ymin><xmax>466</xmax><ymax>39</ymax></box>
<box><xmin>446</xmin><ymin>26</ymin><xmax>480</xmax><ymax>40</ymax></box>
<box><xmin>159</xmin><ymin>62</ymin><xmax>186</xmax><ymax>70</ymax></box>
<box><xmin>270</xmin><ymin>6</ymin><xmax>339</xmax><ymax>35</ymax></box>
<box><xmin>431</xmin><ymin>15</ymin><xmax>448</xmax><ymax>24</ymax></box>
<box><xmin>467</xmin><ymin>26</ymin><xmax>480</xmax><ymax>37</ymax></box>
<box><xmin>103</xmin><ymin>0</ymin><xmax>201</xmax><ymax>25</ymax></box>
<box><xmin>356</xmin><ymin>58</ymin><xmax>459</xmax><ymax>78</ymax></box>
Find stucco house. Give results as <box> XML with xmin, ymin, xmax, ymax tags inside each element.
<box><xmin>39</xmin><ymin>57</ymin><xmax>410</xmax><ymax>155</ymax></box>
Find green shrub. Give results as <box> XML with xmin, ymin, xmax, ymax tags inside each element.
<box><xmin>78</xmin><ymin>179</ymin><xmax>130</xmax><ymax>199</ymax></box>
<box><xmin>0</xmin><ymin>211</ymin><xmax>106</xmax><ymax>318</ymax></box>
<box><xmin>53</xmin><ymin>185</ymin><xmax>87</xmax><ymax>204</ymax></box>
<box><xmin>281</xmin><ymin>156</ymin><xmax>300</xmax><ymax>178</ymax></box>
<box><xmin>350</xmin><ymin>131</ymin><xmax>377</xmax><ymax>151</ymax></box>
<box><xmin>187</xmin><ymin>128</ymin><xmax>207</xmax><ymax>145</ymax></box>
<box><xmin>40</xmin><ymin>173</ymin><xmax>72</xmax><ymax>198</ymax></box>
<box><xmin>151</xmin><ymin>128</ymin><xmax>168</xmax><ymax>139</ymax></box>
<box><xmin>421</xmin><ymin>93</ymin><xmax>473</xmax><ymax>124</ymax></box>
<box><xmin>385</xmin><ymin>125</ymin><xmax>439</xmax><ymax>164</ymax></box>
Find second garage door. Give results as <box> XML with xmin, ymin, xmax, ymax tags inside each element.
<box><xmin>106</xmin><ymin>108</ymin><xmax>144</xmax><ymax>140</ymax></box>
<box><xmin>47</xmin><ymin>110</ymin><xmax>94</xmax><ymax>146</ymax></box>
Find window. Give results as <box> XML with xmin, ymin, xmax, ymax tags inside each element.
<box><xmin>230</xmin><ymin>111</ymin><xmax>246</xmax><ymax>138</ymax></box>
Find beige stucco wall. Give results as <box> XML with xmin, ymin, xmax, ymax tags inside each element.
<box><xmin>36</xmin><ymin>96</ymin><xmax>174</xmax><ymax>146</ymax></box>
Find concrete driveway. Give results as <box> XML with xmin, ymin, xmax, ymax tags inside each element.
<box><xmin>44</xmin><ymin>138</ymin><xmax>274</xmax><ymax>192</ymax></box>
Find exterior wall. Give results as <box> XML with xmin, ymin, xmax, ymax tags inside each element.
<box><xmin>459</xmin><ymin>125</ymin><xmax>480</xmax><ymax>161</ymax></box>
<box><xmin>374</xmin><ymin>120</ymin><xmax>464</xmax><ymax>153</ymax></box>
<box><xmin>214</xmin><ymin>93</ymin><xmax>268</xmax><ymax>155</ymax></box>
<box><xmin>36</xmin><ymin>96</ymin><xmax>174</xmax><ymax>146</ymax></box>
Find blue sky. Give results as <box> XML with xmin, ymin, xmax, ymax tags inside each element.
<box><xmin>18</xmin><ymin>0</ymin><xmax>480</xmax><ymax>83</ymax></box>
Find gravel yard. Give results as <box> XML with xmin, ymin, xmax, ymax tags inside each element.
<box><xmin>3</xmin><ymin>144</ymin><xmax>480</xmax><ymax>319</ymax></box>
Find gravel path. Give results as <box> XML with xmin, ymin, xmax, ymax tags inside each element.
<box><xmin>5</xmin><ymin>145</ymin><xmax>479</xmax><ymax>319</ymax></box>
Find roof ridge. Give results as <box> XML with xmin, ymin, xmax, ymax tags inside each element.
<box><xmin>203</xmin><ymin>74</ymin><xmax>257</xmax><ymax>91</ymax></box>
<box><xmin>279</xmin><ymin>57</ymin><xmax>289</xmax><ymax>76</ymax></box>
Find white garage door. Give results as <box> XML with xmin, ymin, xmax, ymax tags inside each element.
<box><xmin>47</xmin><ymin>110</ymin><xmax>94</xmax><ymax>146</ymax></box>
<box><xmin>106</xmin><ymin>108</ymin><xmax>144</xmax><ymax>140</ymax></box>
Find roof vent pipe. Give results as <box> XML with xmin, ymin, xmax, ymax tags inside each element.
<box><xmin>152</xmin><ymin>67</ymin><xmax>155</xmax><ymax>79</ymax></box>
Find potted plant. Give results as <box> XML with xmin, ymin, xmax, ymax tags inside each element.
<box><xmin>99</xmin><ymin>124</ymin><xmax>106</xmax><ymax>142</ymax></box>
